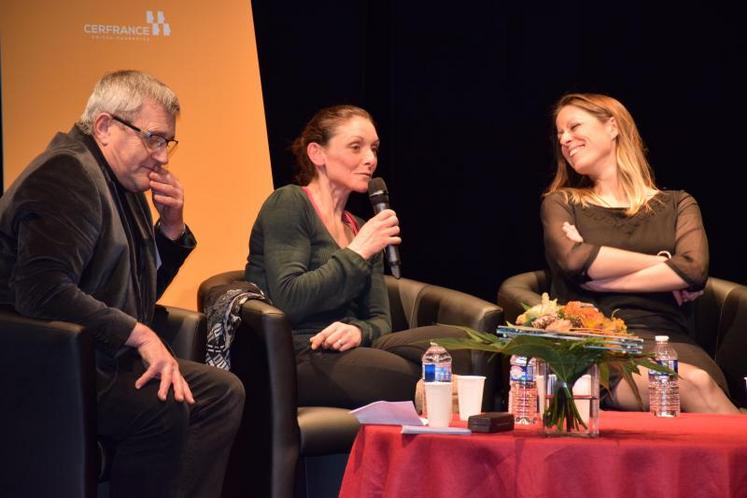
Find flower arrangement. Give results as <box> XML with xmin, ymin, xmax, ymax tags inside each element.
<box><xmin>515</xmin><ymin>293</ymin><xmax>628</xmax><ymax>336</ymax></box>
<box><xmin>435</xmin><ymin>294</ymin><xmax>672</xmax><ymax>435</ymax></box>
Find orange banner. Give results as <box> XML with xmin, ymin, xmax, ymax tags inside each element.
<box><xmin>1</xmin><ymin>0</ymin><xmax>273</xmax><ymax>310</ymax></box>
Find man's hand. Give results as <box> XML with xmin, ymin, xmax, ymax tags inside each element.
<box><xmin>126</xmin><ymin>322</ymin><xmax>195</xmax><ymax>403</ymax></box>
<box><xmin>150</xmin><ymin>169</ymin><xmax>185</xmax><ymax>240</ymax></box>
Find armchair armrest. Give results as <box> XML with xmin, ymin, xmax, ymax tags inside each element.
<box><xmin>497</xmin><ymin>270</ymin><xmax>548</xmax><ymax>324</ymax></box>
<box><xmin>715</xmin><ymin>283</ymin><xmax>747</xmax><ymax>408</ymax></box>
<box><xmin>0</xmin><ymin>306</ymin><xmax>97</xmax><ymax>498</ymax></box>
<box><xmin>692</xmin><ymin>277</ymin><xmax>742</xmax><ymax>357</ymax></box>
<box><xmin>414</xmin><ymin>284</ymin><xmax>503</xmax><ymax>333</ymax></box>
<box><xmin>152</xmin><ymin>304</ymin><xmax>207</xmax><ymax>361</ymax></box>
<box><xmin>223</xmin><ymin>298</ymin><xmax>300</xmax><ymax>498</ymax></box>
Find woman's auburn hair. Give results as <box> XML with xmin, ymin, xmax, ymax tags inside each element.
<box><xmin>290</xmin><ymin>105</ymin><xmax>374</xmax><ymax>185</ymax></box>
<box><xmin>545</xmin><ymin>93</ymin><xmax>658</xmax><ymax>216</ymax></box>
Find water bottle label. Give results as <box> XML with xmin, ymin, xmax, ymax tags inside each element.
<box><xmin>659</xmin><ymin>359</ymin><xmax>678</xmax><ymax>373</ymax></box>
<box><xmin>423</xmin><ymin>363</ymin><xmax>436</xmax><ymax>382</ymax></box>
<box><xmin>649</xmin><ymin>359</ymin><xmax>678</xmax><ymax>381</ymax></box>
<box><xmin>510</xmin><ymin>363</ymin><xmax>533</xmax><ymax>383</ymax></box>
<box><xmin>434</xmin><ymin>366</ymin><xmax>451</xmax><ymax>382</ymax></box>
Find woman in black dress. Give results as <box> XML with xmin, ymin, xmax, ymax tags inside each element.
<box><xmin>542</xmin><ymin>93</ymin><xmax>739</xmax><ymax>413</ymax></box>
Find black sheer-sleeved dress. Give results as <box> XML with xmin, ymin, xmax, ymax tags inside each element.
<box><xmin>541</xmin><ymin>190</ymin><xmax>727</xmax><ymax>392</ymax></box>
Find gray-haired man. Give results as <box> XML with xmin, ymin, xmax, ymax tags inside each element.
<box><xmin>0</xmin><ymin>70</ymin><xmax>244</xmax><ymax>498</ymax></box>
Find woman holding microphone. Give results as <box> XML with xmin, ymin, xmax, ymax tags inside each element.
<box><xmin>245</xmin><ymin>105</ymin><xmax>471</xmax><ymax>408</ymax></box>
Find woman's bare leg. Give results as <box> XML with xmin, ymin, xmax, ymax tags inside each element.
<box><xmin>611</xmin><ymin>363</ymin><xmax>739</xmax><ymax>414</ymax></box>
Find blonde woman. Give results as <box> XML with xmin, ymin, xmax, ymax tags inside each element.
<box><xmin>542</xmin><ymin>93</ymin><xmax>739</xmax><ymax>414</ymax></box>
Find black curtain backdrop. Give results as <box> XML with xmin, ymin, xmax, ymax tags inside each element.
<box><xmin>252</xmin><ymin>0</ymin><xmax>746</xmax><ymax>302</ymax></box>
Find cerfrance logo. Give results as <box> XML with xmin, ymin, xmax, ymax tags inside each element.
<box><xmin>146</xmin><ymin>11</ymin><xmax>171</xmax><ymax>36</ymax></box>
<box><xmin>83</xmin><ymin>11</ymin><xmax>172</xmax><ymax>41</ymax></box>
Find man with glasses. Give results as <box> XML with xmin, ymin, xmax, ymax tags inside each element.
<box><xmin>0</xmin><ymin>70</ymin><xmax>244</xmax><ymax>498</ymax></box>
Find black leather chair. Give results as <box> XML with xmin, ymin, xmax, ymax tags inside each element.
<box><xmin>197</xmin><ymin>271</ymin><xmax>503</xmax><ymax>498</ymax></box>
<box><xmin>497</xmin><ymin>270</ymin><xmax>747</xmax><ymax>408</ymax></box>
<box><xmin>0</xmin><ymin>304</ymin><xmax>207</xmax><ymax>498</ymax></box>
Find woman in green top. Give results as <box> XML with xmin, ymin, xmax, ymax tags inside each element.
<box><xmin>245</xmin><ymin>105</ymin><xmax>469</xmax><ymax>408</ymax></box>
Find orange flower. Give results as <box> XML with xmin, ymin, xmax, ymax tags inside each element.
<box><xmin>561</xmin><ymin>301</ymin><xmax>628</xmax><ymax>335</ymax></box>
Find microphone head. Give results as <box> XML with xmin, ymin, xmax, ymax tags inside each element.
<box><xmin>368</xmin><ymin>177</ymin><xmax>388</xmax><ymax>197</ymax></box>
<box><xmin>368</xmin><ymin>177</ymin><xmax>390</xmax><ymax>206</ymax></box>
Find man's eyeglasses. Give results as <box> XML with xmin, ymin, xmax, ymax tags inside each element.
<box><xmin>111</xmin><ymin>115</ymin><xmax>179</xmax><ymax>154</ymax></box>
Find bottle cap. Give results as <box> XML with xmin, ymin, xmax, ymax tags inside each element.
<box><xmin>655</xmin><ymin>335</ymin><xmax>669</xmax><ymax>342</ymax></box>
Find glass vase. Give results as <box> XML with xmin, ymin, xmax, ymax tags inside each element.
<box><xmin>539</xmin><ymin>362</ymin><xmax>600</xmax><ymax>438</ymax></box>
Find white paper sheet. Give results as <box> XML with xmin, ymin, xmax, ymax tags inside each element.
<box><xmin>349</xmin><ymin>400</ymin><xmax>425</xmax><ymax>426</ymax></box>
<box><xmin>401</xmin><ymin>425</ymin><xmax>472</xmax><ymax>435</ymax></box>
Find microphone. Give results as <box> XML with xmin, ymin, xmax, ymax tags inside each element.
<box><xmin>368</xmin><ymin>177</ymin><xmax>402</xmax><ymax>279</ymax></box>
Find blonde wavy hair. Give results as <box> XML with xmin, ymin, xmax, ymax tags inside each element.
<box><xmin>545</xmin><ymin>93</ymin><xmax>658</xmax><ymax>216</ymax></box>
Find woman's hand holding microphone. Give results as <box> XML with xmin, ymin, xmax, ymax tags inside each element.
<box><xmin>347</xmin><ymin>209</ymin><xmax>401</xmax><ymax>260</ymax></box>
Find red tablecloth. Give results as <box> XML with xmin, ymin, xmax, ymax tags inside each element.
<box><xmin>340</xmin><ymin>411</ymin><xmax>747</xmax><ymax>498</ymax></box>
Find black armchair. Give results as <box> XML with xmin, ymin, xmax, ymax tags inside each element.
<box><xmin>197</xmin><ymin>271</ymin><xmax>503</xmax><ymax>498</ymax></box>
<box><xmin>0</xmin><ymin>304</ymin><xmax>207</xmax><ymax>498</ymax></box>
<box><xmin>497</xmin><ymin>270</ymin><xmax>747</xmax><ymax>408</ymax></box>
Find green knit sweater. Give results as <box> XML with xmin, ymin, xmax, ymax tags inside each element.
<box><xmin>245</xmin><ymin>185</ymin><xmax>391</xmax><ymax>350</ymax></box>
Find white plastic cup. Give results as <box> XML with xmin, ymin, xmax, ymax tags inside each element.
<box><xmin>424</xmin><ymin>381</ymin><xmax>453</xmax><ymax>427</ymax></box>
<box><xmin>572</xmin><ymin>374</ymin><xmax>592</xmax><ymax>426</ymax></box>
<box><xmin>456</xmin><ymin>375</ymin><xmax>486</xmax><ymax>421</ymax></box>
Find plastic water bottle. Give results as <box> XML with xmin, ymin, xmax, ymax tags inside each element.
<box><xmin>422</xmin><ymin>342</ymin><xmax>452</xmax><ymax>383</ymax></box>
<box><xmin>508</xmin><ymin>355</ymin><xmax>537</xmax><ymax>424</ymax></box>
<box><xmin>648</xmin><ymin>335</ymin><xmax>680</xmax><ymax>417</ymax></box>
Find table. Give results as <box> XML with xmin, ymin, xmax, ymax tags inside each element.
<box><xmin>339</xmin><ymin>411</ymin><xmax>747</xmax><ymax>498</ymax></box>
